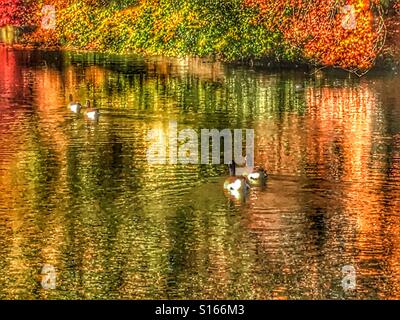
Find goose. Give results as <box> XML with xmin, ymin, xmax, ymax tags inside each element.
<box><xmin>68</xmin><ymin>94</ymin><xmax>82</xmax><ymax>113</ymax></box>
<box><xmin>232</xmin><ymin>158</ymin><xmax>268</xmax><ymax>187</ymax></box>
<box><xmin>224</xmin><ymin>176</ymin><xmax>250</xmax><ymax>200</ymax></box>
<box><xmin>85</xmin><ymin>100</ymin><xmax>100</xmax><ymax>121</ymax></box>
<box><xmin>294</xmin><ymin>84</ymin><xmax>304</xmax><ymax>92</ymax></box>
<box><xmin>246</xmin><ymin>168</ymin><xmax>268</xmax><ymax>187</ymax></box>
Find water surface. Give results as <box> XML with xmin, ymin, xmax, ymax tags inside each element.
<box><xmin>0</xmin><ymin>47</ymin><xmax>399</xmax><ymax>299</ymax></box>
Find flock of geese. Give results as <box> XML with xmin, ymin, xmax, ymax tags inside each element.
<box><xmin>68</xmin><ymin>94</ymin><xmax>100</xmax><ymax>121</ymax></box>
<box><xmin>224</xmin><ymin>160</ymin><xmax>268</xmax><ymax>200</ymax></box>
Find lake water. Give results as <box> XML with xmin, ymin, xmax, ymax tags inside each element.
<box><xmin>0</xmin><ymin>47</ymin><xmax>399</xmax><ymax>299</ymax></box>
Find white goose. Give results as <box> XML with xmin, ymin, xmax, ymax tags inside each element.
<box><xmin>68</xmin><ymin>94</ymin><xmax>82</xmax><ymax>113</ymax></box>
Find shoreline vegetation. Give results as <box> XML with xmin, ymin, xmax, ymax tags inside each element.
<box><xmin>0</xmin><ymin>0</ymin><xmax>399</xmax><ymax>74</ymax></box>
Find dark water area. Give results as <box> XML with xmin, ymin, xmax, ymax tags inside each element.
<box><xmin>0</xmin><ymin>46</ymin><xmax>399</xmax><ymax>299</ymax></box>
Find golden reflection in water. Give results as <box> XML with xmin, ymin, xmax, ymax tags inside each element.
<box><xmin>146</xmin><ymin>57</ymin><xmax>225</xmax><ymax>83</ymax></box>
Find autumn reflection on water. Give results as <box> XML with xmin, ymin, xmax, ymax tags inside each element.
<box><xmin>0</xmin><ymin>47</ymin><xmax>399</xmax><ymax>299</ymax></box>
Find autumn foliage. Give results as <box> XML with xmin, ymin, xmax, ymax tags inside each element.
<box><xmin>0</xmin><ymin>0</ymin><xmax>31</xmax><ymax>27</ymax></box>
<box><xmin>395</xmin><ymin>0</ymin><xmax>400</xmax><ymax>12</ymax></box>
<box><xmin>0</xmin><ymin>0</ymin><xmax>397</xmax><ymax>72</ymax></box>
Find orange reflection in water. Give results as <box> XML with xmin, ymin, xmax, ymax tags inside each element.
<box><xmin>250</xmin><ymin>81</ymin><xmax>400</xmax><ymax>298</ymax></box>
